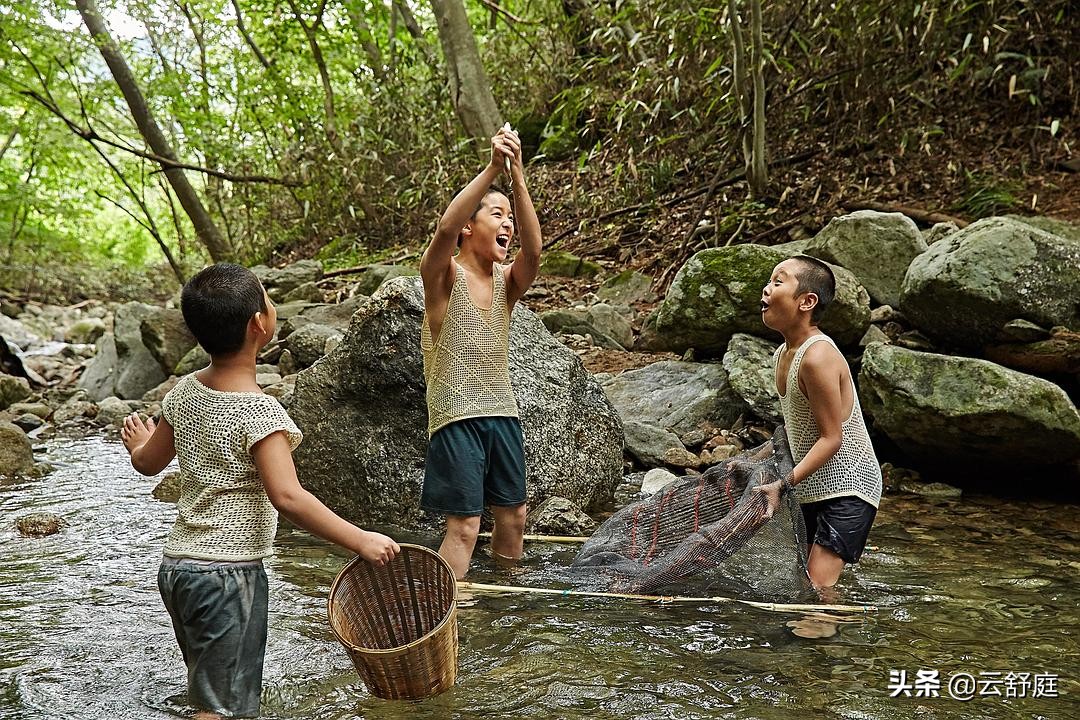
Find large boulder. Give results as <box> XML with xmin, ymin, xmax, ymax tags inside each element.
<box><xmin>540</xmin><ymin>305</ymin><xmax>633</xmax><ymax>350</ymax></box>
<box><xmin>140</xmin><ymin>308</ymin><xmax>197</xmax><ymax>376</ymax></box>
<box><xmin>722</xmin><ymin>333</ymin><xmax>782</xmax><ymax>426</ymax></box>
<box><xmin>899</xmin><ymin>217</ymin><xmax>1080</xmax><ymax>350</ymax></box>
<box><xmin>802</xmin><ymin>210</ymin><xmax>927</xmax><ymax>307</ymax></box>
<box><xmin>655</xmin><ymin>245</ymin><xmax>870</xmax><ymax>354</ymax></box>
<box><xmin>288</xmin><ymin>277</ymin><xmax>623</xmax><ymax>528</ymax></box>
<box><xmin>78</xmin><ymin>302</ymin><xmax>167</xmax><ymax>400</ymax></box>
<box><xmin>601</xmin><ymin>360</ymin><xmax>747</xmax><ymax>436</ymax></box>
<box><xmin>859</xmin><ymin>343</ymin><xmax>1080</xmax><ymax>469</ymax></box>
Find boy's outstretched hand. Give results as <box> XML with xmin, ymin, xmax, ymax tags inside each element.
<box><xmin>751</xmin><ymin>478</ymin><xmax>787</xmax><ymax>519</ymax></box>
<box><xmin>357</xmin><ymin>530</ymin><xmax>401</xmax><ymax>568</ymax></box>
<box><xmin>121</xmin><ymin>412</ymin><xmax>156</xmax><ymax>455</ymax></box>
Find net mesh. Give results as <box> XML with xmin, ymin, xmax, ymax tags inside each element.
<box><xmin>572</xmin><ymin>426</ymin><xmax>810</xmax><ymax>599</ymax></box>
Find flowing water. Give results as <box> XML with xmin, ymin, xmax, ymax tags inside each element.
<box><xmin>1</xmin><ymin>436</ymin><xmax>1076</xmax><ymax>719</ymax></box>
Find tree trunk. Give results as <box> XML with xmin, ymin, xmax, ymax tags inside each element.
<box><xmin>75</xmin><ymin>0</ymin><xmax>231</xmax><ymax>262</ymax></box>
<box><xmin>748</xmin><ymin>0</ymin><xmax>768</xmax><ymax>198</ymax></box>
<box><xmin>429</xmin><ymin>0</ymin><xmax>503</xmax><ymax>147</ymax></box>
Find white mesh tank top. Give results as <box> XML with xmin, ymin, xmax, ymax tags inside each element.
<box><xmin>421</xmin><ymin>263</ymin><xmax>519</xmax><ymax>436</ymax></box>
<box><xmin>774</xmin><ymin>334</ymin><xmax>882</xmax><ymax>507</ymax></box>
<box><xmin>161</xmin><ymin>373</ymin><xmax>303</xmax><ymax>560</ymax></box>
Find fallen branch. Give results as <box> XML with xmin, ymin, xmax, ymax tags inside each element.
<box><xmin>841</xmin><ymin>201</ymin><xmax>969</xmax><ymax>228</ymax></box>
<box><xmin>318</xmin><ymin>253</ymin><xmax>419</xmax><ymax>280</ymax></box>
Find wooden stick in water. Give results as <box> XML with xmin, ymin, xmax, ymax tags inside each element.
<box><xmin>458</xmin><ymin>581</ymin><xmax>878</xmax><ymax>614</ymax></box>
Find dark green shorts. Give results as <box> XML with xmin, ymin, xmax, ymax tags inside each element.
<box><xmin>157</xmin><ymin>558</ymin><xmax>268</xmax><ymax>717</ymax></box>
<box><xmin>422</xmin><ymin>416</ymin><xmax>526</xmax><ymax>516</ymax></box>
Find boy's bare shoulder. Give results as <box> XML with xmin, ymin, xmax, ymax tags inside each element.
<box><xmin>801</xmin><ymin>338</ymin><xmax>849</xmax><ymax>374</ymax></box>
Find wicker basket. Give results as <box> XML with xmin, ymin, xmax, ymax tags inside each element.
<box><xmin>327</xmin><ymin>544</ymin><xmax>458</xmax><ymax>700</ymax></box>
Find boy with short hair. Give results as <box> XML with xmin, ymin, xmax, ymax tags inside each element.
<box><xmin>419</xmin><ymin>125</ymin><xmax>542</xmax><ymax>579</ymax></box>
<box><xmin>121</xmin><ymin>262</ymin><xmax>399</xmax><ymax>719</ymax></box>
<box><xmin>754</xmin><ymin>255</ymin><xmax>882</xmax><ymax>588</ymax></box>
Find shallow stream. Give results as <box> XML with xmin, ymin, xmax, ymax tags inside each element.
<box><xmin>1</xmin><ymin>436</ymin><xmax>1076</xmax><ymax>719</ymax></box>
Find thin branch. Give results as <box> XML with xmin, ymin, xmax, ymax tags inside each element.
<box><xmin>230</xmin><ymin>0</ymin><xmax>274</xmax><ymax>69</ymax></box>
<box><xmin>19</xmin><ymin>88</ymin><xmax>298</xmax><ymax>185</ymax></box>
<box><xmin>476</xmin><ymin>0</ymin><xmax>534</xmax><ymax>24</ymax></box>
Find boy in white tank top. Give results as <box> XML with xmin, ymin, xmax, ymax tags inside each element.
<box><xmin>419</xmin><ymin>125</ymin><xmax>542</xmax><ymax>579</ymax></box>
<box><xmin>120</xmin><ymin>263</ymin><xmax>400</xmax><ymax>719</ymax></box>
<box><xmin>755</xmin><ymin>256</ymin><xmax>883</xmax><ymax>588</ymax></box>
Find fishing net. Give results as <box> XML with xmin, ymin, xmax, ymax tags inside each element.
<box><xmin>572</xmin><ymin>426</ymin><xmax>810</xmax><ymax>599</ymax></box>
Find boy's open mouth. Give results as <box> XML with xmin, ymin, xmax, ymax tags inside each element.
<box><xmin>761</xmin><ymin>299</ymin><xmax>769</xmax><ymax>312</ymax></box>
<box><xmin>496</xmin><ymin>234</ymin><xmax>510</xmax><ymax>248</ymax></box>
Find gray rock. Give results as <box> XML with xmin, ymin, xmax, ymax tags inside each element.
<box><xmin>722</xmin><ymin>333</ymin><xmax>782</xmax><ymax>426</ymax></box>
<box><xmin>141</xmin><ymin>377</ymin><xmax>180</xmax><ymax>403</ymax></box>
<box><xmin>16</xmin><ymin>512</ymin><xmax>66</xmax><ymax>536</ymax></box>
<box><xmin>140</xmin><ymin>308</ymin><xmax>197</xmax><ymax>375</ymax></box>
<box><xmin>0</xmin><ymin>374</ymin><xmax>31</xmax><ymax>411</ymax></box>
<box><xmin>640</xmin><ymin>467</ymin><xmax>679</xmax><ymax>495</ymax></box>
<box><xmin>622</xmin><ymin>421</ymin><xmax>686</xmax><ymax>468</ymax></box>
<box><xmin>256</xmin><ymin>373</ymin><xmax>282</xmax><ymax>388</ymax></box>
<box><xmin>263</xmin><ymin>259</ymin><xmax>324</xmax><ymax>301</ymax></box>
<box><xmin>8</xmin><ymin>402</ymin><xmax>51</xmax><ymax>419</ymax></box>
<box><xmin>597</xmin><ymin>270</ymin><xmax>656</xmax><ymax>305</ymax></box>
<box><xmin>655</xmin><ymin>244</ymin><xmax>870</xmax><ymax>354</ymax></box>
<box><xmin>12</xmin><ymin>414</ymin><xmax>43</xmax><ymax>432</ymax></box>
<box><xmin>78</xmin><ymin>303</ymin><xmax>168</xmax><ymax>400</ymax></box>
<box><xmin>897</xmin><ymin>480</ymin><xmax>963</xmax><ymax>498</ymax></box>
<box><xmin>282</xmin><ymin>281</ymin><xmax>324</xmax><ymax>304</ymax></box>
<box><xmin>64</xmin><ymin>317</ymin><xmax>107</xmax><ymax>345</ymax></box>
<box><xmin>540</xmin><ymin>304</ymin><xmax>633</xmax><ymax>350</ymax></box>
<box><xmin>602</xmin><ymin>360</ymin><xmax>747</xmax><ymax>436</ymax></box>
<box><xmin>76</xmin><ymin>334</ymin><xmax>118</xmax><ymax>401</ymax></box>
<box><xmin>900</xmin><ymin>217</ymin><xmax>1080</xmax><ymax>350</ymax></box>
<box><xmin>0</xmin><ymin>420</ymin><xmax>35</xmax><ymax>475</ymax></box>
<box><xmin>174</xmin><ymin>345</ymin><xmax>211</xmax><ymax>375</ymax></box>
<box><xmin>859</xmin><ymin>343</ymin><xmax>1080</xmax><ymax>467</ymax></box>
<box><xmin>284</xmin><ymin>323</ymin><xmax>344</xmax><ymax>368</ymax></box>
<box><xmin>288</xmin><ymin>276</ymin><xmax>623</xmax><ymax>528</ymax></box>
<box><xmin>351</xmin><ymin>265</ymin><xmax>419</xmax><ymax>297</ymax></box>
<box><xmin>96</xmin><ymin>396</ymin><xmax>134</xmax><ymax>426</ymax></box>
<box><xmin>803</xmin><ymin>210</ymin><xmax>927</xmax><ymax>307</ymax></box>
<box><xmin>0</xmin><ymin>315</ymin><xmax>43</xmax><ymax>350</ymax></box>
<box><xmin>524</xmin><ymin>496</ymin><xmax>597</xmax><ymax>536</ymax></box>
<box><xmin>860</xmin><ymin>325</ymin><xmax>892</xmax><ymax>347</ymax></box>
<box><xmin>923</xmin><ymin>221</ymin><xmax>960</xmax><ymax>245</ymax></box>
<box><xmin>997</xmin><ymin>319</ymin><xmax>1050</xmax><ymax>343</ymax></box>
<box><xmin>53</xmin><ymin>395</ymin><xmax>95</xmax><ymax>425</ymax></box>
<box><xmin>152</xmin><ymin>471</ymin><xmax>182</xmax><ymax>503</ymax></box>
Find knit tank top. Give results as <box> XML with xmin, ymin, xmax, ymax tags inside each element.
<box><xmin>161</xmin><ymin>373</ymin><xmax>303</xmax><ymax>560</ymax></box>
<box><xmin>421</xmin><ymin>263</ymin><xmax>519</xmax><ymax>436</ymax></box>
<box><xmin>774</xmin><ymin>334</ymin><xmax>882</xmax><ymax>508</ymax></box>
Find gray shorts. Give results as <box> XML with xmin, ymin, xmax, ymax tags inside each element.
<box><xmin>158</xmin><ymin>558</ymin><xmax>268</xmax><ymax>718</ymax></box>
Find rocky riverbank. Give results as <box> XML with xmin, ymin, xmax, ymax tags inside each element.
<box><xmin>2</xmin><ymin>211</ymin><xmax>1078</xmax><ymax>533</ymax></box>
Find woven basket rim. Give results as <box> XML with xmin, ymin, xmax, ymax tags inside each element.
<box><xmin>327</xmin><ymin>543</ymin><xmax>457</xmax><ymax>656</ymax></box>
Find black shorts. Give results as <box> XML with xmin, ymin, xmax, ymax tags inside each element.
<box><xmin>800</xmin><ymin>496</ymin><xmax>877</xmax><ymax>564</ymax></box>
<box><xmin>421</xmin><ymin>416</ymin><xmax>526</xmax><ymax>516</ymax></box>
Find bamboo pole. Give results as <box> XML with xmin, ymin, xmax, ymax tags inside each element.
<box><xmin>458</xmin><ymin>581</ymin><xmax>877</xmax><ymax>615</ymax></box>
<box><xmin>477</xmin><ymin>532</ymin><xmax>589</xmax><ymax>543</ymax></box>
<box><xmin>478</xmin><ymin>533</ymin><xmax>881</xmax><ymax>552</ymax></box>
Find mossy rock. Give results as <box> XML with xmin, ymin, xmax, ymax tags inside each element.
<box><xmin>539</xmin><ymin>251</ymin><xmax>602</xmax><ymax>278</ymax></box>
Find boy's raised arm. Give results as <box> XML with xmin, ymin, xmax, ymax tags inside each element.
<box><xmin>421</xmin><ymin>130</ymin><xmax>516</xmax><ymax>291</ymax></box>
<box><xmin>505</xmin><ymin>135</ymin><xmax>541</xmax><ymax>307</ymax></box>
<box><xmin>122</xmin><ymin>413</ymin><xmax>177</xmax><ymax>476</ymax></box>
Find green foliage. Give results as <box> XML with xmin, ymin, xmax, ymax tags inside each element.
<box><xmin>958</xmin><ymin>172</ymin><xmax>1022</xmax><ymax>218</ymax></box>
<box><xmin>0</xmin><ymin>0</ymin><xmax>1075</xmax><ymax>302</ymax></box>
